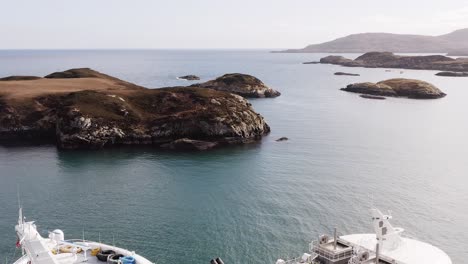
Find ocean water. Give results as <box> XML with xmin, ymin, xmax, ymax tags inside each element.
<box><xmin>0</xmin><ymin>50</ymin><xmax>467</xmax><ymax>264</ymax></box>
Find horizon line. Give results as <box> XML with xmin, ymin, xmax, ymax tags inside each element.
<box><xmin>0</xmin><ymin>48</ymin><xmax>289</xmax><ymax>51</ymax></box>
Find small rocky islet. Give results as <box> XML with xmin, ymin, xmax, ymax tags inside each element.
<box><xmin>435</xmin><ymin>71</ymin><xmax>468</xmax><ymax>77</ymax></box>
<box><xmin>178</xmin><ymin>75</ymin><xmax>200</xmax><ymax>81</ymax></box>
<box><xmin>342</xmin><ymin>78</ymin><xmax>446</xmax><ymax>99</ymax></box>
<box><xmin>192</xmin><ymin>73</ymin><xmax>281</xmax><ymax>98</ymax></box>
<box><xmin>0</xmin><ymin>68</ymin><xmax>279</xmax><ymax>150</ymax></box>
<box><xmin>334</xmin><ymin>72</ymin><xmax>360</xmax><ymax>76</ymax></box>
<box><xmin>308</xmin><ymin>51</ymin><xmax>451</xmax><ymax>99</ymax></box>
<box><xmin>319</xmin><ymin>52</ymin><xmax>468</xmax><ymax>72</ymax></box>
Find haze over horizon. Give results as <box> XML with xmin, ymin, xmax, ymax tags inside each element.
<box><xmin>2</xmin><ymin>0</ymin><xmax>468</xmax><ymax>49</ymax></box>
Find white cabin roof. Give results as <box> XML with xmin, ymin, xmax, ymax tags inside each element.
<box><xmin>340</xmin><ymin>234</ymin><xmax>452</xmax><ymax>264</ymax></box>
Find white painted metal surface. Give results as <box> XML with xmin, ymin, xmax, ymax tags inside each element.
<box><xmin>12</xmin><ymin>208</ymin><xmax>154</xmax><ymax>264</ymax></box>
<box><xmin>275</xmin><ymin>208</ymin><xmax>452</xmax><ymax>264</ymax></box>
<box><xmin>340</xmin><ymin>233</ymin><xmax>452</xmax><ymax>264</ymax></box>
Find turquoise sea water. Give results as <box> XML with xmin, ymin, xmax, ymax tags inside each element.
<box><xmin>1</xmin><ymin>50</ymin><xmax>467</xmax><ymax>263</ymax></box>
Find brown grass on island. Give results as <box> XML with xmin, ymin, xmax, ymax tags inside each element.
<box><xmin>0</xmin><ymin>68</ymin><xmax>271</xmax><ymax>150</ymax></box>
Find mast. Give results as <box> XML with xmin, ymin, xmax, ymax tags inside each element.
<box><xmin>18</xmin><ymin>207</ymin><xmax>23</xmax><ymax>226</ymax></box>
<box><xmin>17</xmin><ymin>187</ymin><xmax>23</xmax><ymax>226</ymax></box>
<box><xmin>371</xmin><ymin>209</ymin><xmax>402</xmax><ymax>250</ymax></box>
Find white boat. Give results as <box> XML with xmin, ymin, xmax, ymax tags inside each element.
<box><xmin>11</xmin><ymin>208</ymin><xmax>154</xmax><ymax>264</ymax></box>
<box><xmin>276</xmin><ymin>209</ymin><xmax>452</xmax><ymax>264</ymax></box>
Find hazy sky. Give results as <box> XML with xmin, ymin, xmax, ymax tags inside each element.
<box><xmin>2</xmin><ymin>0</ymin><xmax>468</xmax><ymax>49</ymax></box>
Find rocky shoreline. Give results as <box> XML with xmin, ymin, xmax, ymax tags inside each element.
<box><xmin>319</xmin><ymin>52</ymin><xmax>468</xmax><ymax>72</ymax></box>
<box><xmin>0</xmin><ymin>69</ymin><xmax>274</xmax><ymax>150</ymax></box>
<box><xmin>359</xmin><ymin>95</ymin><xmax>386</xmax><ymax>100</ymax></box>
<box><xmin>342</xmin><ymin>78</ymin><xmax>446</xmax><ymax>99</ymax></box>
<box><xmin>192</xmin><ymin>73</ymin><xmax>281</xmax><ymax>98</ymax></box>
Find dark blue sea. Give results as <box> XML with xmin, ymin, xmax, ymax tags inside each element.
<box><xmin>1</xmin><ymin>50</ymin><xmax>467</xmax><ymax>263</ymax></box>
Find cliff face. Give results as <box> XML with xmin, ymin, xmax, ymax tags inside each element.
<box><xmin>319</xmin><ymin>52</ymin><xmax>468</xmax><ymax>72</ymax></box>
<box><xmin>193</xmin><ymin>73</ymin><xmax>281</xmax><ymax>98</ymax></box>
<box><xmin>55</xmin><ymin>89</ymin><xmax>270</xmax><ymax>149</ymax></box>
<box><xmin>0</xmin><ymin>69</ymin><xmax>271</xmax><ymax>150</ymax></box>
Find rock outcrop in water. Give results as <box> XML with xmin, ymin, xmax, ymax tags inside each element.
<box><xmin>359</xmin><ymin>95</ymin><xmax>386</xmax><ymax>100</ymax></box>
<box><xmin>334</xmin><ymin>72</ymin><xmax>360</xmax><ymax>76</ymax></box>
<box><xmin>0</xmin><ymin>68</ymin><xmax>271</xmax><ymax>150</ymax></box>
<box><xmin>342</xmin><ymin>78</ymin><xmax>446</xmax><ymax>99</ymax></box>
<box><xmin>435</xmin><ymin>71</ymin><xmax>468</xmax><ymax>77</ymax></box>
<box><xmin>193</xmin><ymin>73</ymin><xmax>281</xmax><ymax>98</ymax></box>
<box><xmin>179</xmin><ymin>75</ymin><xmax>200</xmax><ymax>81</ymax></box>
<box><xmin>160</xmin><ymin>138</ymin><xmax>218</xmax><ymax>150</ymax></box>
<box><xmin>320</xmin><ymin>52</ymin><xmax>468</xmax><ymax>72</ymax></box>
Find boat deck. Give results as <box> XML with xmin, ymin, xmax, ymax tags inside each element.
<box><xmin>340</xmin><ymin>234</ymin><xmax>452</xmax><ymax>264</ymax></box>
<box><xmin>73</xmin><ymin>250</ymin><xmax>103</xmax><ymax>264</ymax></box>
<box><xmin>14</xmin><ymin>240</ymin><xmax>153</xmax><ymax>264</ymax></box>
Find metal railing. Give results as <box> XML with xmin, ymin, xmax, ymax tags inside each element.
<box><xmin>310</xmin><ymin>241</ymin><xmax>353</xmax><ymax>261</ymax></box>
<box><xmin>12</xmin><ymin>255</ymin><xmax>29</xmax><ymax>264</ymax></box>
<box><xmin>310</xmin><ymin>239</ymin><xmax>398</xmax><ymax>264</ymax></box>
<box><xmin>279</xmin><ymin>255</ymin><xmax>320</xmax><ymax>264</ymax></box>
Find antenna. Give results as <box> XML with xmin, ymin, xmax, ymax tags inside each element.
<box><xmin>17</xmin><ymin>186</ymin><xmax>24</xmax><ymax>227</ymax></box>
<box><xmin>333</xmin><ymin>227</ymin><xmax>337</xmax><ymax>250</ymax></box>
<box><xmin>17</xmin><ymin>185</ymin><xmax>21</xmax><ymax>209</ymax></box>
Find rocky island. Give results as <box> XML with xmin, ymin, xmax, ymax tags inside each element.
<box><xmin>178</xmin><ymin>75</ymin><xmax>200</xmax><ymax>81</ymax></box>
<box><xmin>334</xmin><ymin>72</ymin><xmax>360</xmax><ymax>76</ymax></box>
<box><xmin>192</xmin><ymin>73</ymin><xmax>281</xmax><ymax>98</ymax></box>
<box><xmin>0</xmin><ymin>68</ymin><xmax>271</xmax><ymax>150</ymax></box>
<box><xmin>319</xmin><ymin>52</ymin><xmax>468</xmax><ymax>72</ymax></box>
<box><xmin>342</xmin><ymin>78</ymin><xmax>446</xmax><ymax>99</ymax></box>
<box><xmin>435</xmin><ymin>71</ymin><xmax>468</xmax><ymax>77</ymax></box>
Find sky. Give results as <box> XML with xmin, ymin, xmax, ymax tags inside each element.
<box><xmin>1</xmin><ymin>0</ymin><xmax>468</xmax><ymax>49</ymax></box>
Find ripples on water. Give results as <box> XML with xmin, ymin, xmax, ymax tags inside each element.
<box><xmin>0</xmin><ymin>50</ymin><xmax>467</xmax><ymax>263</ymax></box>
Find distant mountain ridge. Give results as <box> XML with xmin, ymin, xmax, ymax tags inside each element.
<box><xmin>277</xmin><ymin>29</ymin><xmax>468</xmax><ymax>54</ymax></box>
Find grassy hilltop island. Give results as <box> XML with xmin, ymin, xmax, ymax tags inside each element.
<box><xmin>0</xmin><ymin>68</ymin><xmax>278</xmax><ymax>150</ymax></box>
<box><xmin>342</xmin><ymin>79</ymin><xmax>446</xmax><ymax>99</ymax></box>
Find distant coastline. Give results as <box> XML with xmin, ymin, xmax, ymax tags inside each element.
<box><xmin>274</xmin><ymin>28</ymin><xmax>468</xmax><ymax>54</ymax></box>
